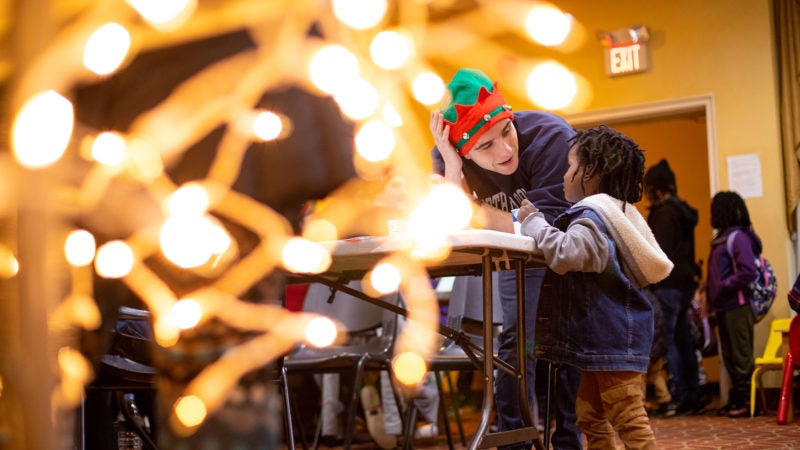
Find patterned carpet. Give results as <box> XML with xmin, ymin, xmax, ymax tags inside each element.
<box><xmin>286</xmin><ymin>393</ymin><xmax>800</xmax><ymax>449</ymax></box>
<box><xmin>417</xmin><ymin>402</ymin><xmax>800</xmax><ymax>450</ymax></box>
<box><xmin>648</xmin><ymin>412</ymin><xmax>800</xmax><ymax>449</ymax></box>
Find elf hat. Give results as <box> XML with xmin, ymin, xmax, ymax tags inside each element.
<box><xmin>442</xmin><ymin>68</ymin><xmax>513</xmax><ymax>156</ymax></box>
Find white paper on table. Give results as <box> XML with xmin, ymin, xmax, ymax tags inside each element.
<box><xmin>726</xmin><ymin>153</ymin><xmax>763</xmax><ymax>199</ymax></box>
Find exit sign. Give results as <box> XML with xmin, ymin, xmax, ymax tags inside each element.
<box><xmin>604</xmin><ymin>41</ymin><xmax>649</xmax><ymax>76</ymax></box>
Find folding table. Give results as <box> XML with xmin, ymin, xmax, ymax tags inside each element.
<box><xmin>294</xmin><ymin>229</ymin><xmax>546</xmax><ymax>450</ymax></box>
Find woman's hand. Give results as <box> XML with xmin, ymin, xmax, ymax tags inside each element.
<box><xmin>430</xmin><ymin>110</ymin><xmax>462</xmax><ymax>177</ymax></box>
<box><xmin>517</xmin><ymin>198</ymin><xmax>539</xmax><ymax>222</ymax></box>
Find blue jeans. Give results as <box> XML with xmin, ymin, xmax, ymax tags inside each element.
<box><xmin>653</xmin><ymin>287</ymin><xmax>699</xmax><ymax>405</ymax></box>
<box><xmin>497</xmin><ymin>269</ymin><xmax>582</xmax><ymax>450</ymax></box>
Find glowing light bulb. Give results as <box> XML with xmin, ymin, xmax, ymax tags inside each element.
<box><xmin>167</xmin><ymin>183</ymin><xmax>210</xmax><ymax>216</ymax></box>
<box><xmin>282</xmin><ymin>238</ymin><xmax>332</xmax><ymax>274</ymax></box>
<box><xmin>174</xmin><ymin>395</ymin><xmax>207</xmax><ymax>428</ymax></box>
<box><xmin>65</xmin><ymin>230</ymin><xmax>96</xmax><ymax>267</ymax></box>
<box><xmin>334</xmin><ymin>78</ymin><xmax>379</xmax><ymax>120</ymax></box>
<box><xmin>525</xmin><ymin>6</ymin><xmax>572</xmax><ymax>46</ymax></box>
<box><xmin>167</xmin><ymin>298</ymin><xmax>202</xmax><ymax>329</ymax></box>
<box><xmin>95</xmin><ymin>240</ymin><xmax>135</xmax><ymax>278</ymax></box>
<box><xmin>526</xmin><ymin>62</ymin><xmax>577</xmax><ymax>110</ymax></box>
<box><xmin>370</xmin><ymin>262</ymin><xmax>401</xmax><ymax>294</ymax></box>
<box><xmin>155</xmin><ymin>318</ymin><xmax>180</xmax><ymax>347</ymax></box>
<box><xmin>126</xmin><ymin>0</ymin><xmax>197</xmax><ymax>30</ymax></box>
<box><xmin>83</xmin><ymin>22</ymin><xmax>131</xmax><ymax>76</ymax></box>
<box><xmin>412</xmin><ymin>72</ymin><xmax>445</xmax><ymax>105</ymax></box>
<box><xmin>91</xmin><ymin>131</ymin><xmax>127</xmax><ymax>165</ymax></box>
<box><xmin>393</xmin><ymin>351</ymin><xmax>427</xmax><ymax>386</ymax></box>
<box><xmin>306</xmin><ymin>317</ymin><xmax>337</xmax><ymax>347</ymax></box>
<box><xmin>355</xmin><ymin>120</ymin><xmax>395</xmax><ymax>162</ymax></box>
<box><xmin>408</xmin><ymin>183</ymin><xmax>473</xmax><ymax>237</ymax></box>
<box><xmin>12</xmin><ymin>91</ymin><xmax>74</xmax><ymax>169</ymax></box>
<box><xmin>252</xmin><ymin>111</ymin><xmax>282</xmax><ymax>141</ymax></box>
<box><xmin>309</xmin><ymin>45</ymin><xmax>360</xmax><ymax>95</ymax></box>
<box><xmin>333</xmin><ymin>0</ymin><xmax>387</xmax><ymax>30</ymax></box>
<box><xmin>160</xmin><ymin>215</ymin><xmax>229</xmax><ymax>269</ymax></box>
<box><xmin>370</xmin><ymin>31</ymin><xmax>412</xmax><ymax>69</ymax></box>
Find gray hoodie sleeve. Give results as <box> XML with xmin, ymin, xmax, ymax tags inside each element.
<box><xmin>520</xmin><ymin>212</ymin><xmax>609</xmax><ymax>275</ymax></box>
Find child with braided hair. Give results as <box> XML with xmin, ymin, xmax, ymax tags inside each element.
<box><xmin>516</xmin><ymin>125</ymin><xmax>673</xmax><ymax>449</ymax></box>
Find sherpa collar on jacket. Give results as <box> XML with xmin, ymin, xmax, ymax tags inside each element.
<box><xmin>576</xmin><ymin>193</ymin><xmax>673</xmax><ymax>288</ymax></box>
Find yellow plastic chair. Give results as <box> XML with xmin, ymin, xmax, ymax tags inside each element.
<box><xmin>750</xmin><ymin>317</ymin><xmax>793</xmax><ymax>417</ymax></box>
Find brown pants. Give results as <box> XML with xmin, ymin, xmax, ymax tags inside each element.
<box><xmin>576</xmin><ymin>370</ymin><xmax>656</xmax><ymax>450</ymax></box>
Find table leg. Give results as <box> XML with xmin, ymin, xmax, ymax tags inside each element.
<box><xmin>467</xmin><ymin>256</ymin><xmax>544</xmax><ymax>450</ymax></box>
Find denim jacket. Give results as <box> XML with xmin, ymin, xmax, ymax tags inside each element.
<box><xmin>521</xmin><ymin>195</ymin><xmax>673</xmax><ymax>372</ymax></box>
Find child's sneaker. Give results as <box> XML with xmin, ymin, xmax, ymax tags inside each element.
<box><xmin>360</xmin><ymin>385</ymin><xmax>397</xmax><ymax>449</ymax></box>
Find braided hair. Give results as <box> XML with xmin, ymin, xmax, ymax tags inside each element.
<box><xmin>710</xmin><ymin>190</ymin><xmax>751</xmax><ymax>230</ymax></box>
<box><xmin>569</xmin><ymin>125</ymin><xmax>646</xmax><ymax>208</ymax></box>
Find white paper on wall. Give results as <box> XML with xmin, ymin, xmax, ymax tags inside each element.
<box><xmin>727</xmin><ymin>154</ymin><xmax>763</xmax><ymax>199</ymax></box>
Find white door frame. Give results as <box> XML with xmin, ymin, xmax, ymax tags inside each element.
<box><xmin>563</xmin><ymin>94</ymin><xmax>719</xmax><ymax>196</ymax></box>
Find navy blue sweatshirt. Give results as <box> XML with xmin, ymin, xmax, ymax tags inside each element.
<box><xmin>432</xmin><ymin>110</ymin><xmax>574</xmax><ymax>224</ymax></box>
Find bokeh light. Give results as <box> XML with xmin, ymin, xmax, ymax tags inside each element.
<box><xmin>154</xmin><ymin>318</ymin><xmax>181</xmax><ymax>347</ymax></box>
<box><xmin>526</xmin><ymin>61</ymin><xmax>577</xmax><ymax>110</ymax></box>
<box><xmin>370</xmin><ymin>31</ymin><xmax>413</xmax><ymax>69</ymax></box>
<box><xmin>305</xmin><ymin>317</ymin><xmax>337</xmax><ymax>347</ymax></box>
<box><xmin>11</xmin><ymin>90</ymin><xmax>74</xmax><ymax>169</ymax></box>
<box><xmin>166</xmin><ymin>298</ymin><xmax>203</xmax><ymax>330</ymax></box>
<box><xmin>64</xmin><ymin>229</ymin><xmax>96</xmax><ymax>267</ymax></box>
<box><xmin>94</xmin><ymin>240</ymin><xmax>135</xmax><ymax>279</ymax></box>
<box><xmin>408</xmin><ymin>183</ymin><xmax>473</xmax><ymax>237</ymax></box>
<box><xmin>167</xmin><ymin>183</ymin><xmax>210</xmax><ymax>216</ymax></box>
<box><xmin>83</xmin><ymin>22</ymin><xmax>131</xmax><ymax>76</ymax></box>
<box><xmin>525</xmin><ymin>5</ymin><xmax>572</xmax><ymax>47</ymax></box>
<box><xmin>411</xmin><ymin>72</ymin><xmax>445</xmax><ymax>105</ymax></box>
<box><xmin>355</xmin><ymin>120</ymin><xmax>395</xmax><ymax>162</ymax></box>
<box><xmin>159</xmin><ymin>214</ymin><xmax>231</xmax><ymax>269</ymax></box>
<box><xmin>392</xmin><ymin>351</ymin><xmax>427</xmax><ymax>386</ymax></box>
<box><xmin>332</xmin><ymin>0</ymin><xmax>387</xmax><ymax>30</ymax></box>
<box><xmin>126</xmin><ymin>0</ymin><xmax>197</xmax><ymax>30</ymax></box>
<box><xmin>252</xmin><ymin>111</ymin><xmax>283</xmax><ymax>141</ymax></box>
<box><xmin>334</xmin><ymin>78</ymin><xmax>380</xmax><ymax>120</ymax></box>
<box><xmin>309</xmin><ymin>45</ymin><xmax>360</xmax><ymax>95</ymax></box>
<box><xmin>174</xmin><ymin>395</ymin><xmax>207</xmax><ymax>428</ymax></box>
<box><xmin>369</xmin><ymin>262</ymin><xmax>402</xmax><ymax>294</ymax></box>
<box><xmin>91</xmin><ymin>131</ymin><xmax>127</xmax><ymax>165</ymax></box>
<box><xmin>281</xmin><ymin>237</ymin><xmax>332</xmax><ymax>274</ymax></box>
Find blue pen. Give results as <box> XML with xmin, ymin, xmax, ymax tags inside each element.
<box><xmin>511</xmin><ymin>208</ymin><xmax>519</xmax><ymax>222</ymax></box>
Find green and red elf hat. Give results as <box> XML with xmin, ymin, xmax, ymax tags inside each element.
<box><xmin>442</xmin><ymin>68</ymin><xmax>513</xmax><ymax>156</ymax></box>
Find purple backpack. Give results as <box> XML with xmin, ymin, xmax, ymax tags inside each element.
<box><xmin>727</xmin><ymin>230</ymin><xmax>777</xmax><ymax>323</ymax></box>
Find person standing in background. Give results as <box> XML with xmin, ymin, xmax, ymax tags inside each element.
<box><xmin>429</xmin><ymin>68</ymin><xmax>582</xmax><ymax>449</ymax></box>
<box><xmin>643</xmin><ymin>159</ymin><xmax>705</xmax><ymax>415</ymax></box>
<box><xmin>705</xmin><ymin>191</ymin><xmax>760</xmax><ymax>418</ymax></box>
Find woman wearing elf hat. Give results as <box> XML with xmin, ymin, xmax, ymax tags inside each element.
<box><xmin>430</xmin><ymin>68</ymin><xmax>582</xmax><ymax>450</ymax></box>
